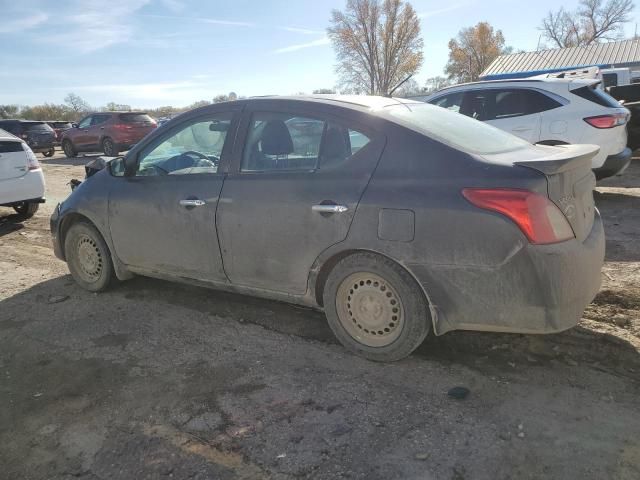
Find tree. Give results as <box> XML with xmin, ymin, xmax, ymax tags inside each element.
<box><xmin>187</xmin><ymin>100</ymin><xmax>211</xmax><ymax>109</ymax></box>
<box><xmin>392</xmin><ymin>77</ymin><xmax>422</xmax><ymax>97</ymax></box>
<box><xmin>541</xmin><ymin>0</ymin><xmax>634</xmax><ymax>48</ymax></box>
<box><xmin>327</xmin><ymin>0</ymin><xmax>423</xmax><ymax>96</ymax></box>
<box><xmin>104</xmin><ymin>102</ymin><xmax>131</xmax><ymax>111</ymax></box>
<box><xmin>312</xmin><ymin>88</ymin><xmax>336</xmax><ymax>94</ymax></box>
<box><xmin>0</xmin><ymin>105</ymin><xmax>20</xmax><ymax>119</ymax></box>
<box><xmin>423</xmin><ymin>76</ymin><xmax>450</xmax><ymax>93</ymax></box>
<box><xmin>64</xmin><ymin>93</ymin><xmax>91</xmax><ymax>114</ymax></box>
<box><xmin>445</xmin><ymin>22</ymin><xmax>506</xmax><ymax>83</ymax></box>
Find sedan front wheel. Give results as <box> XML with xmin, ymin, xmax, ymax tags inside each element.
<box><xmin>64</xmin><ymin>222</ymin><xmax>115</xmax><ymax>292</ymax></box>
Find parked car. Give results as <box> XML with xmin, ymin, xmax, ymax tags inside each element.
<box><xmin>0</xmin><ymin>128</ymin><xmax>45</xmax><ymax>219</ymax></box>
<box><xmin>50</xmin><ymin>96</ymin><xmax>604</xmax><ymax>362</ymax></box>
<box><xmin>0</xmin><ymin>120</ymin><xmax>56</xmax><ymax>157</ymax></box>
<box><xmin>416</xmin><ymin>78</ymin><xmax>632</xmax><ymax>180</ymax></box>
<box><xmin>47</xmin><ymin>121</ymin><xmax>74</xmax><ymax>145</ymax></box>
<box><xmin>60</xmin><ymin>112</ymin><xmax>157</xmax><ymax>158</ymax></box>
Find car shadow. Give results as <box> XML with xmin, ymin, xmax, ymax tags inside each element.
<box><xmin>0</xmin><ymin>210</ymin><xmax>25</xmax><ymax>236</ymax></box>
<box><xmin>594</xmin><ymin>190</ymin><xmax>640</xmax><ymax>262</ymax></box>
<box><xmin>2</xmin><ymin>274</ymin><xmax>637</xmax><ymax>379</ymax></box>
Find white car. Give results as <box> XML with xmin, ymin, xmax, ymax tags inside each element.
<box><xmin>418</xmin><ymin>78</ymin><xmax>632</xmax><ymax>179</ymax></box>
<box><xmin>0</xmin><ymin>128</ymin><xmax>45</xmax><ymax>219</ymax></box>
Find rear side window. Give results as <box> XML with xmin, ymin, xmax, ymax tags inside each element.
<box><xmin>494</xmin><ymin>89</ymin><xmax>562</xmax><ymax>117</ymax></box>
<box><xmin>572</xmin><ymin>85</ymin><xmax>621</xmax><ymax>107</ymax></box>
<box><xmin>241</xmin><ymin>113</ymin><xmax>370</xmax><ymax>172</ymax></box>
<box><xmin>119</xmin><ymin>113</ymin><xmax>154</xmax><ymax>123</ymax></box>
<box><xmin>384</xmin><ymin>103</ymin><xmax>530</xmax><ymax>155</ymax></box>
<box><xmin>0</xmin><ymin>141</ymin><xmax>23</xmax><ymax>153</ymax></box>
<box><xmin>91</xmin><ymin>115</ymin><xmax>110</xmax><ymax>126</ymax></box>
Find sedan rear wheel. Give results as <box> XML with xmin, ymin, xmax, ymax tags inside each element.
<box><xmin>64</xmin><ymin>222</ymin><xmax>115</xmax><ymax>292</ymax></box>
<box><xmin>323</xmin><ymin>252</ymin><xmax>430</xmax><ymax>362</ymax></box>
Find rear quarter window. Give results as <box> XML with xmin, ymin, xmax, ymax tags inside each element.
<box><xmin>572</xmin><ymin>85</ymin><xmax>621</xmax><ymax>107</ymax></box>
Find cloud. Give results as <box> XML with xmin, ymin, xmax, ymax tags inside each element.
<box><xmin>59</xmin><ymin>0</ymin><xmax>152</xmax><ymax>53</ymax></box>
<box><xmin>160</xmin><ymin>0</ymin><xmax>184</xmax><ymax>12</ymax></box>
<box><xmin>273</xmin><ymin>36</ymin><xmax>330</xmax><ymax>54</ymax></box>
<box><xmin>417</xmin><ymin>2</ymin><xmax>472</xmax><ymax>19</ymax></box>
<box><xmin>280</xmin><ymin>26</ymin><xmax>324</xmax><ymax>35</ymax></box>
<box><xmin>0</xmin><ymin>12</ymin><xmax>48</xmax><ymax>34</ymax></box>
<box><xmin>139</xmin><ymin>14</ymin><xmax>253</xmax><ymax>27</ymax></box>
<box><xmin>71</xmin><ymin>80</ymin><xmax>210</xmax><ymax>102</ymax></box>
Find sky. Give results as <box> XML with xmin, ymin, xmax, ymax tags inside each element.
<box><xmin>1</xmin><ymin>0</ymin><xmax>640</xmax><ymax>108</ymax></box>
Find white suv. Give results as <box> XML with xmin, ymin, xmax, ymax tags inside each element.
<box><xmin>418</xmin><ymin>78</ymin><xmax>632</xmax><ymax>179</ymax></box>
<box><xmin>0</xmin><ymin>128</ymin><xmax>45</xmax><ymax>219</ymax></box>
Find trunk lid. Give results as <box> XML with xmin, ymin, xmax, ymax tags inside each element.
<box><xmin>514</xmin><ymin>144</ymin><xmax>599</xmax><ymax>243</ymax></box>
<box><xmin>0</xmin><ymin>139</ymin><xmax>28</xmax><ymax>181</ymax></box>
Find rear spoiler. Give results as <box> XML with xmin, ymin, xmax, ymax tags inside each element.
<box><xmin>568</xmin><ymin>79</ymin><xmax>601</xmax><ymax>91</ymax></box>
<box><xmin>514</xmin><ymin>144</ymin><xmax>600</xmax><ymax>175</ymax></box>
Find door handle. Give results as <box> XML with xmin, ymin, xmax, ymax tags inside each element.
<box><xmin>512</xmin><ymin>127</ymin><xmax>531</xmax><ymax>132</ymax></box>
<box><xmin>179</xmin><ymin>199</ymin><xmax>206</xmax><ymax>207</ymax></box>
<box><xmin>312</xmin><ymin>204</ymin><xmax>349</xmax><ymax>213</ymax></box>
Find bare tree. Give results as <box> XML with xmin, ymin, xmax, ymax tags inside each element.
<box><xmin>445</xmin><ymin>22</ymin><xmax>506</xmax><ymax>83</ymax></box>
<box><xmin>312</xmin><ymin>88</ymin><xmax>336</xmax><ymax>94</ymax></box>
<box><xmin>328</xmin><ymin>0</ymin><xmax>423</xmax><ymax>96</ymax></box>
<box><xmin>424</xmin><ymin>76</ymin><xmax>451</xmax><ymax>93</ymax></box>
<box><xmin>541</xmin><ymin>0</ymin><xmax>634</xmax><ymax>48</ymax></box>
<box><xmin>64</xmin><ymin>93</ymin><xmax>91</xmax><ymax>114</ymax></box>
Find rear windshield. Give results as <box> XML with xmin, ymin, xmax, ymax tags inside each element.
<box><xmin>24</xmin><ymin>122</ymin><xmax>54</xmax><ymax>132</ymax></box>
<box><xmin>572</xmin><ymin>85</ymin><xmax>621</xmax><ymax>108</ymax></box>
<box><xmin>119</xmin><ymin>113</ymin><xmax>153</xmax><ymax>123</ymax></box>
<box><xmin>383</xmin><ymin>103</ymin><xmax>530</xmax><ymax>155</ymax></box>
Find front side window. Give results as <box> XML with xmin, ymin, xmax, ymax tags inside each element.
<box><xmin>91</xmin><ymin>115</ymin><xmax>110</xmax><ymax>126</ymax></box>
<box><xmin>78</xmin><ymin>117</ymin><xmax>92</xmax><ymax>129</ymax></box>
<box><xmin>431</xmin><ymin>92</ymin><xmax>464</xmax><ymax>113</ymax></box>
<box><xmin>136</xmin><ymin>114</ymin><xmax>232</xmax><ymax>176</ymax></box>
<box><xmin>462</xmin><ymin>90</ymin><xmax>495</xmax><ymax>121</ymax></box>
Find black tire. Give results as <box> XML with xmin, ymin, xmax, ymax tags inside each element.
<box><xmin>102</xmin><ymin>137</ymin><xmax>119</xmax><ymax>156</ymax></box>
<box><xmin>43</xmin><ymin>148</ymin><xmax>55</xmax><ymax>157</ymax></box>
<box><xmin>13</xmin><ymin>202</ymin><xmax>39</xmax><ymax>219</ymax></box>
<box><xmin>64</xmin><ymin>222</ymin><xmax>115</xmax><ymax>292</ymax></box>
<box><xmin>323</xmin><ymin>252</ymin><xmax>430</xmax><ymax>362</ymax></box>
<box><xmin>62</xmin><ymin>140</ymin><xmax>77</xmax><ymax>158</ymax></box>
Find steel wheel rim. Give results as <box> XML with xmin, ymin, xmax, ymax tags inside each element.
<box><xmin>76</xmin><ymin>234</ymin><xmax>103</xmax><ymax>282</ymax></box>
<box><xmin>104</xmin><ymin>140</ymin><xmax>113</xmax><ymax>155</ymax></box>
<box><xmin>63</xmin><ymin>142</ymin><xmax>72</xmax><ymax>156</ymax></box>
<box><xmin>335</xmin><ymin>272</ymin><xmax>404</xmax><ymax>347</ymax></box>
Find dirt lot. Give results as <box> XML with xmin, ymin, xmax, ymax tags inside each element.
<box><xmin>1</xmin><ymin>151</ymin><xmax>639</xmax><ymax>480</ymax></box>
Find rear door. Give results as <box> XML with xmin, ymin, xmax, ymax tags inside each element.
<box><xmin>117</xmin><ymin>113</ymin><xmax>157</xmax><ymax>141</ymax></box>
<box><xmin>216</xmin><ymin>105</ymin><xmax>385</xmax><ymax>294</ymax></box>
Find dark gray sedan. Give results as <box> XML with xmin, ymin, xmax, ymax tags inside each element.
<box><xmin>50</xmin><ymin>96</ymin><xmax>604</xmax><ymax>362</ymax></box>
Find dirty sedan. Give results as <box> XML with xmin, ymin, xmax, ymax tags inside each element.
<box><xmin>50</xmin><ymin>96</ymin><xmax>604</xmax><ymax>362</ymax></box>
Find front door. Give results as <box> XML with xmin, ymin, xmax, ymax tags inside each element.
<box><xmin>216</xmin><ymin>106</ymin><xmax>384</xmax><ymax>294</ymax></box>
<box><xmin>87</xmin><ymin>114</ymin><xmax>110</xmax><ymax>149</ymax></box>
<box><xmin>486</xmin><ymin>89</ymin><xmax>542</xmax><ymax>143</ymax></box>
<box><xmin>108</xmin><ymin>111</ymin><xmax>238</xmax><ymax>281</ymax></box>
<box><xmin>74</xmin><ymin>115</ymin><xmax>94</xmax><ymax>149</ymax></box>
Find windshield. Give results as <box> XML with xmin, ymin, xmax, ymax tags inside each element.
<box><xmin>383</xmin><ymin>103</ymin><xmax>530</xmax><ymax>155</ymax></box>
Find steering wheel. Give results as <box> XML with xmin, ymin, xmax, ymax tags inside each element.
<box><xmin>181</xmin><ymin>150</ymin><xmax>218</xmax><ymax>168</ymax></box>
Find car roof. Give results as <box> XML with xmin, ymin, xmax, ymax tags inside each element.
<box><xmin>430</xmin><ymin>77</ymin><xmax>598</xmax><ymax>95</ymax></box>
<box><xmin>0</xmin><ymin>119</ymin><xmax>45</xmax><ymax>124</ymax></box>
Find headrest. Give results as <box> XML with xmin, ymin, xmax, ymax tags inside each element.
<box><xmin>261</xmin><ymin>120</ymin><xmax>294</xmax><ymax>156</ymax></box>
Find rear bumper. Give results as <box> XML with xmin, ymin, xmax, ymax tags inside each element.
<box><xmin>0</xmin><ymin>170</ymin><xmax>46</xmax><ymax>205</ymax></box>
<box><xmin>408</xmin><ymin>212</ymin><xmax>605</xmax><ymax>335</ymax></box>
<box><xmin>593</xmin><ymin>147</ymin><xmax>632</xmax><ymax>180</ymax></box>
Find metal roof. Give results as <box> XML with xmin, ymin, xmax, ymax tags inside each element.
<box><xmin>481</xmin><ymin>39</ymin><xmax>640</xmax><ymax>79</ymax></box>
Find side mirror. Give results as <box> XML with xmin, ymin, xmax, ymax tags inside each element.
<box><xmin>109</xmin><ymin>157</ymin><xmax>125</xmax><ymax>177</ymax></box>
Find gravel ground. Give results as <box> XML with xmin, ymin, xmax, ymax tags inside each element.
<box><xmin>0</xmin><ymin>151</ymin><xmax>639</xmax><ymax>480</ymax></box>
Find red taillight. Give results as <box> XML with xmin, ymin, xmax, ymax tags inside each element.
<box><xmin>114</xmin><ymin>123</ymin><xmax>132</xmax><ymax>130</ymax></box>
<box><xmin>583</xmin><ymin>114</ymin><xmax>627</xmax><ymax>129</ymax></box>
<box><xmin>462</xmin><ymin>188</ymin><xmax>575</xmax><ymax>245</ymax></box>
